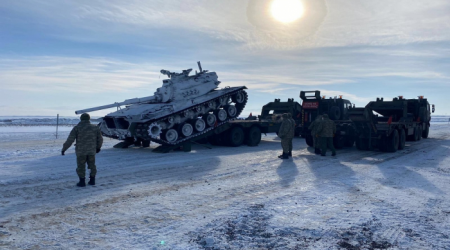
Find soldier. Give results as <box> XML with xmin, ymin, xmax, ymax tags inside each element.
<box><xmin>316</xmin><ymin>114</ymin><xmax>336</xmax><ymax>156</ymax></box>
<box><xmin>278</xmin><ymin>113</ymin><xmax>295</xmax><ymax>159</ymax></box>
<box><xmin>308</xmin><ymin>115</ymin><xmax>323</xmax><ymax>155</ymax></box>
<box><xmin>62</xmin><ymin>113</ymin><xmax>103</xmax><ymax>187</ymax></box>
<box><xmin>287</xmin><ymin>113</ymin><xmax>296</xmax><ymax>157</ymax></box>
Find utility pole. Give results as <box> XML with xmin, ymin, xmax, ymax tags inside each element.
<box><xmin>56</xmin><ymin>114</ymin><xmax>59</xmax><ymax>139</ymax></box>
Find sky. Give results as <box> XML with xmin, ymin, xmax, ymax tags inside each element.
<box><xmin>0</xmin><ymin>0</ymin><xmax>449</xmax><ymax>117</ymax></box>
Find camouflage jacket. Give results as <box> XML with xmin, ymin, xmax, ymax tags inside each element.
<box><xmin>278</xmin><ymin>119</ymin><xmax>295</xmax><ymax>139</ymax></box>
<box><xmin>62</xmin><ymin>120</ymin><xmax>103</xmax><ymax>155</ymax></box>
<box><xmin>288</xmin><ymin>118</ymin><xmax>296</xmax><ymax>137</ymax></box>
<box><xmin>316</xmin><ymin>117</ymin><xmax>336</xmax><ymax>137</ymax></box>
<box><xmin>308</xmin><ymin>118</ymin><xmax>322</xmax><ymax>136</ymax></box>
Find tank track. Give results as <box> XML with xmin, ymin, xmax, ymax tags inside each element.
<box><xmin>133</xmin><ymin>88</ymin><xmax>248</xmax><ymax>146</ymax></box>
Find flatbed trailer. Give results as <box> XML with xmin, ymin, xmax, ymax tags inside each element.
<box><xmin>349</xmin><ymin>96</ymin><xmax>434</xmax><ymax>152</ymax></box>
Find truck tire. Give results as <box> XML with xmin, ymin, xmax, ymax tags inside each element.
<box><xmin>245</xmin><ymin>126</ymin><xmax>261</xmax><ymax>146</ymax></box>
<box><xmin>356</xmin><ymin>138</ymin><xmax>369</xmax><ymax>150</ymax></box>
<box><xmin>305</xmin><ymin>135</ymin><xmax>314</xmax><ymax>147</ymax></box>
<box><xmin>398</xmin><ymin>129</ymin><xmax>406</xmax><ymax>150</ymax></box>
<box><xmin>422</xmin><ymin>124</ymin><xmax>429</xmax><ymax>138</ymax></box>
<box><xmin>378</xmin><ymin>136</ymin><xmax>388</xmax><ymax>152</ymax></box>
<box><xmin>208</xmin><ymin>133</ymin><xmax>225</xmax><ymax>146</ymax></box>
<box><xmin>386</xmin><ymin>130</ymin><xmax>399</xmax><ymax>152</ymax></box>
<box><xmin>344</xmin><ymin>137</ymin><xmax>355</xmax><ymax>147</ymax></box>
<box><xmin>333</xmin><ymin>134</ymin><xmax>345</xmax><ymax>149</ymax></box>
<box><xmin>329</xmin><ymin>106</ymin><xmax>341</xmax><ymax>120</ymax></box>
<box><xmin>226</xmin><ymin>126</ymin><xmax>244</xmax><ymax>147</ymax></box>
<box><xmin>142</xmin><ymin>140</ymin><xmax>151</xmax><ymax>148</ymax></box>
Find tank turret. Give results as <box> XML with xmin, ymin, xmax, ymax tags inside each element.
<box><xmin>75</xmin><ymin>62</ymin><xmax>248</xmax><ymax>146</ymax></box>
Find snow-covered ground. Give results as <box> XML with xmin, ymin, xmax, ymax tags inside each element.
<box><xmin>0</xmin><ymin>124</ymin><xmax>449</xmax><ymax>249</ymax></box>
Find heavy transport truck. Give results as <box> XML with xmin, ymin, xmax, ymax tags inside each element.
<box><xmin>206</xmin><ymin>98</ymin><xmax>302</xmax><ymax>148</ymax></box>
<box><xmin>348</xmin><ymin>96</ymin><xmax>434</xmax><ymax>152</ymax></box>
<box><xmin>299</xmin><ymin>90</ymin><xmax>356</xmax><ymax>149</ymax></box>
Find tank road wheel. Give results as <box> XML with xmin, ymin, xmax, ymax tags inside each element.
<box><xmin>226</xmin><ymin>126</ymin><xmax>245</xmax><ymax>147</ymax></box>
<box><xmin>162</xmin><ymin>129</ymin><xmax>178</xmax><ymax>143</ymax></box>
<box><xmin>215</xmin><ymin>109</ymin><xmax>227</xmax><ymax>122</ymax></box>
<box><xmin>333</xmin><ymin>134</ymin><xmax>345</xmax><ymax>149</ymax></box>
<box><xmin>422</xmin><ymin>124</ymin><xmax>430</xmax><ymax>138</ymax></box>
<box><xmin>179</xmin><ymin>123</ymin><xmax>193</xmax><ymax>137</ymax></box>
<box><xmin>224</xmin><ymin>105</ymin><xmax>237</xmax><ymax>118</ymax></box>
<box><xmin>232</xmin><ymin>91</ymin><xmax>246</xmax><ymax>104</ymax></box>
<box><xmin>245</xmin><ymin>126</ymin><xmax>261</xmax><ymax>146</ymax></box>
<box><xmin>386</xmin><ymin>130</ymin><xmax>399</xmax><ymax>152</ymax></box>
<box><xmin>204</xmin><ymin>113</ymin><xmax>216</xmax><ymax>127</ymax></box>
<box><xmin>193</xmin><ymin>118</ymin><xmax>206</xmax><ymax>132</ymax></box>
<box><xmin>398</xmin><ymin>129</ymin><xmax>406</xmax><ymax>150</ymax></box>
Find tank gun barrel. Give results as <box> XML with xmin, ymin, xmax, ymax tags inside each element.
<box><xmin>75</xmin><ymin>95</ymin><xmax>157</xmax><ymax>114</ymax></box>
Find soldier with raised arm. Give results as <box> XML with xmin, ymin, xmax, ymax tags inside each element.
<box><xmin>62</xmin><ymin>113</ymin><xmax>103</xmax><ymax>187</ymax></box>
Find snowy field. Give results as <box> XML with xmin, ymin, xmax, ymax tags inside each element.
<box><xmin>0</xmin><ymin>124</ymin><xmax>450</xmax><ymax>249</ymax></box>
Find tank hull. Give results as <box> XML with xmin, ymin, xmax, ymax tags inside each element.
<box><xmin>99</xmin><ymin>86</ymin><xmax>248</xmax><ymax>145</ymax></box>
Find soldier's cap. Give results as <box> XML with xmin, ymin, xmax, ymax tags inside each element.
<box><xmin>80</xmin><ymin>113</ymin><xmax>90</xmax><ymax>121</ymax></box>
<box><xmin>322</xmin><ymin>114</ymin><xmax>329</xmax><ymax>119</ymax></box>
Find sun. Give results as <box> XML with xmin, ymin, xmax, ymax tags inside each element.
<box><xmin>270</xmin><ymin>0</ymin><xmax>304</xmax><ymax>24</ymax></box>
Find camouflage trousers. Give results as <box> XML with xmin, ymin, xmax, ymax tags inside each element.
<box><xmin>313</xmin><ymin>136</ymin><xmax>321</xmax><ymax>149</ymax></box>
<box><xmin>76</xmin><ymin>155</ymin><xmax>96</xmax><ymax>178</ymax></box>
<box><xmin>281</xmin><ymin>138</ymin><xmax>292</xmax><ymax>153</ymax></box>
<box><xmin>319</xmin><ymin>137</ymin><xmax>336</xmax><ymax>156</ymax></box>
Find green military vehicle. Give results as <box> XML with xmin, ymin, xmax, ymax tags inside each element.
<box><xmin>348</xmin><ymin>95</ymin><xmax>434</xmax><ymax>152</ymax></box>
<box><xmin>299</xmin><ymin>90</ymin><xmax>356</xmax><ymax>149</ymax></box>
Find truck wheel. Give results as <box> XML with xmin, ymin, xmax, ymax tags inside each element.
<box><xmin>329</xmin><ymin>106</ymin><xmax>341</xmax><ymax>120</ymax></box>
<box><xmin>386</xmin><ymin>130</ymin><xmax>399</xmax><ymax>152</ymax></box>
<box><xmin>378</xmin><ymin>136</ymin><xmax>388</xmax><ymax>152</ymax></box>
<box><xmin>344</xmin><ymin>137</ymin><xmax>355</xmax><ymax>147</ymax></box>
<box><xmin>305</xmin><ymin>135</ymin><xmax>314</xmax><ymax>147</ymax></box>
<box><xmin>398</xmin><ymin>129</ymin><xmax>406</xmax><ymax>150</ymax></box>
<box><xmin>142</xmin><ymin>140</ymin><xmax>151</xmax><ymax>148</ymax></box>
<box><xmin>355</xmin><ymin>138</ymin><xmax>369</xmax><ymax>150</ymax></box>
<box><xmin>245</xmin><ymin>126</ymin><xmax>261</xmax><ymax>146</ymax></box>
<box><xmin>226</xmin><ymin>126</ymin><xmax>244</xmax><ymax>147</ymax></box>
<box><xmin>333</xmin><ymin>134</ymin><xmax>345</xmax><ymax>149</ymax></box>
<box><xmin>422</xmin><ymin>125</ymin><xmax>429</xmax><ymax>138</ymax></box>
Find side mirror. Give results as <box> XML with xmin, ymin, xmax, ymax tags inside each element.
<box><xmin>432</xmin><ymin>104</ymin><xmax>435</xmax><ymax>113</ymax></box>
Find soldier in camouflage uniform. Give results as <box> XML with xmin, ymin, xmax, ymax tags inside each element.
<box><xmin>62</xmin><ymin>113</ymin><xmax>103</xmax><ymax>187</ymax></box>
<box><xmin>316</xmin><ymin>114</ymin><xmax>336</xmax><ymax>156</ymax></box>
<box><xmin>308</xmin><ymin>115</ymin><xmax>323</xmax><ymax>155</ymax></box>
<box><xmin>287</xmin><ymin>113</ymin><xmax>296</xmax><ymax>157</ymax></box>
<box><xmin>278</xmin><ymin>113</ymin><xmax>295</xmax><ymax>159</ymax></box>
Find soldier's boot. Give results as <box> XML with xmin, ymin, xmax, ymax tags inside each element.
<box><xmin>278</xmin><ymin>152</ymin><xmax>289</xmax><ymax>159</ymax></box>
<box><xmin>278</xmin><ymin>152</ymin><xmax>284</xmax><ymax>159</ymax></box>
<box><xmin>314</xmin><ymin>148</ymin><xmax>321</xmax><ymax>155</ymax></box>
<box><xmin>88</xmin><ymin>176</ymin><xmax>95</xmax><ymax>186</ymax></box>
<box><xmin>288</xmin><ymin>151</ymin><xmax>292</xmax><ymax>157</ymax></box>
<box><xmin>77</xmin><ymin>177</ymin><xmax>86</xmax><ymax>187</ymax></box>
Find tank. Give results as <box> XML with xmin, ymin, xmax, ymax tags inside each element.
<box><xmin>75</xmin><ymin>62</ymin><xmax>248</xmax><ymax>146</ymax></box>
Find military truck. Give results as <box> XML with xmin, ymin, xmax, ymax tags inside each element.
<box><xmin>206</xmin><ymin>98</ymin><xmax>302</xmax><ymax>147</ymax></box>
<box><xmin>299</xmin><ymin>90</ymin><xmax>356</xmax><ymax>149</ymax></box>
<box><xmin>348</xmin><ymin>96</ymin><xmax>434</xmax><ymax>152</ymax></box>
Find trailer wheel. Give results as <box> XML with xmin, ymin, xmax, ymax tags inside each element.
<box><xmin>386</xmin><ymin>130</ymin><xmax>399</xmax><ymax>152</ymax></box>
<box><xmin>305</xmin><ymin>135</ymin><xmax>314</xmax><ymax>147</ymax></box>
<box><xmin>333</xmin><ymin>134</ymin><xmax>345</xmax><ymax>149</ymax></box>
<box><xmin>422</xmin><ymin>125</ymin><xmax>429</xmax><ymax>138</ymax></box>
<box><xmin>245</xmin><ymin>126</ymin><xmax>261</xmax><ymax>146</ymax></box>
<box><xmin>355</xmin><ymin>138</ymin><xmax>369</xmax><ymax>150</ymax></box>
<box><xmin>378</xmin><ymin>136</ymin><xmax>388</xmax><ymax>152</ymax></box>
<box><xmin>142</xmin><ymin>140</ymin><xmax>151</xmax><ymax>148</ymax></box>
<box><xmin>226</xmin><ymin>126</ymin><xmax>244</xmax><ymax>147</ymax></box>
<box><xmin>398</xmin><ymin>129</ymin><xmax>406</xmax><ymax>150</ymax></box>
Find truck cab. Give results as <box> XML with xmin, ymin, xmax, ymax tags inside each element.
<box><xmin>299</xmin><ymin>90</ymin><xmax>355</xmax><ymax>148</ymax></box>
<box><xmin>259</xmin><ymin>98</ymin><xmax>302</xmax><ymax>135</ymax></box>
